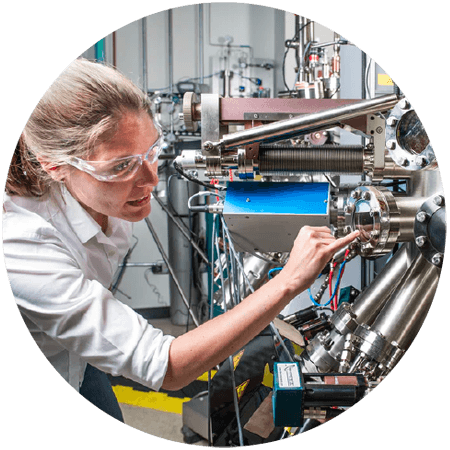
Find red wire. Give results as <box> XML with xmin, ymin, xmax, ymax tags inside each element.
<box><xmin>330</xmin><ymin>249</ymin><xmax>351</xmax><ymax>311</ymax></box>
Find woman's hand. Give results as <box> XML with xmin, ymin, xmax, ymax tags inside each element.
<box><xmin>277</xmin><ymin>226</ymin><xmax>360</xmax><ymax>297</ymax></box>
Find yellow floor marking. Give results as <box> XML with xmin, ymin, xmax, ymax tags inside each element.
<box><xmin>113</xmin><ymin>385</ymin><xmax>190</xmax><ymax>415</ymax></box>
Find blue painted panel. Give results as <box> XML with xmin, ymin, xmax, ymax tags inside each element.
<box><xmin>223</xmin><ymin>182</ymin><xmax>329</xmax><ymax>215</ymax></box>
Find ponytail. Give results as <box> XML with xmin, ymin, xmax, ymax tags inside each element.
<box><xmin>6</xmin><ymin>135</ymin><xmax>48</xmax><ymax>197</ymax></box>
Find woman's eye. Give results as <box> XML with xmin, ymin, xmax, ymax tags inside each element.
<box><xmin>113</xmin><ymin>159</ymin><xmax>132</xmax><ymax>172</ymax></box>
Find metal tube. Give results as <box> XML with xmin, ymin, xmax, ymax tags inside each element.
<box><xmin>141</xmin><ymin>18</ymin><xmax>148</xmax><ymax>93</ymax></box>
<box><xmin>208</xmin><ymin>94</ymin><xmax>400</xmax><ymax>150</ymax></box>
<box><xmin>352</xmin><ymin>245</ymin><xmax>409</xmax><ymax>325</ymax></box>
<box><xmin>152</xmin><ymin>192</ymin><xmax>210</xmax><ymax>266</ymax></box>
<box><xmin>199</xmin><ymin>4</ymin><xmax>204</xmax><ymax>85</ymax></box>
<box><xmin>393</xmin><ymin>195</ymin><xmax>427</xmax><ymax>242</ymax></box>
<box><xmin>144</xmin><ymin>217</ymin><xmax>200</xmax><ymax>327</ymax></box>
<box><xmin>370</xmin><ymin>253</ymin><xmax>440</xmax><ymax>350</ymax></box>
<box><xmin>168</xmin><ymin>9</ymin><xmax>174</xmax><ymax>135</ymax></box>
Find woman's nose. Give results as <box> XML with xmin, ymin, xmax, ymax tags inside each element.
<box><xmin>135</xmin><ymin>160</ymin><xmax>159</xmax><ymax>187</ymax></box>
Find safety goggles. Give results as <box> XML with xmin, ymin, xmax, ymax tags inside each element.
<box><xmin>67</xmin><ymin>128</ymin><xmax>164</xmax><ymax>182</ymax></box>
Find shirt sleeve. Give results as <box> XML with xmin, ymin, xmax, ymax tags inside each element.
<box><xmin>3</xmin><ymin>227</ymin><xmax>175</xmax><ymax>392</ymax></box>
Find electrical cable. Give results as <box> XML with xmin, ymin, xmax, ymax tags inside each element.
<box><xmin>220</xmin><ymin>216</ymin><xmax>294</xmax><ymax>362</ymax></box>
<box><xmin>215</xmin><ymin>220</ymin><xmax>244</xmax><ymax>446</ymax></box>
<box><xmin>282</xmin><ymin>21</ymin><xmax>311</xmax><ymax>95</ymax></box>
<box><xmin>207</xmin><ymin>214</ymin><xmax>217</xmax><ymax>446</ymax></box>
<box><xmin>268</xmin><ymin>267</ymin><xmax>283</xmax><ymax>279</ymax></box>
<box><xmin>173</xmin><ymin>159</ymin><xmax>227</xmax><ymax>192</ymax></box>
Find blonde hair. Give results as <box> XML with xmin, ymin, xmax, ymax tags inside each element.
<box><xmin>6</xmin><ymin>58</ymin><xmax>153</xmax><ymax>197</ymax></box>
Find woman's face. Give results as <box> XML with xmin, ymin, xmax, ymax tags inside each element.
<box><xmin>57</xmin><ymin>112</ymin><xmax>160</xmax><ymax>227</ymax></box>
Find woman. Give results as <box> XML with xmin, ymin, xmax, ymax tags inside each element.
<box><xmin>3</xmin><ymin>58</ymin><xmax>358</xmax><ymax>412</ymax></box>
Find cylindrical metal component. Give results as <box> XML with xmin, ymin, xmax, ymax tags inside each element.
<box><xmin>166</xmin><ymin>170</ymin><xmax>200</xmax><ymax>326</ymax></box>
<box><xmin>370</xmin><ymin>253</ymin><xmax>440</xmax><ymax>350</ymax></box>
<box><xmin>394</xmin><ymin>195</ymin><xmax>427</xmax><ymax>242</ymax></box>
<box><xmin>209</xmin><ymin>94</ymin><xmax>400</xmax><ymax>151</ymax></box>
<box><xmin>213</xmin><ymin>253</ymin><xmax>278</xmax><ymax>309</ymax></box>
<box><xmin>258</xmin><ymin>145</ymin><xmax>365</xmax><ymax>175</ymax></box>
<box><xmin>352</xmin><ymin>245</ymin><xmax>409</xmax><ymax>325</ymax></box>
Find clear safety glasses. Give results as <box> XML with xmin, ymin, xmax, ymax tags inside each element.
<box><xmin>67</xmin><ymin>129</ymin><xmax>164</xmax><ymax>182</ymax></box>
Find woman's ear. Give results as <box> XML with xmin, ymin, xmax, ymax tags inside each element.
<box><xmin>35</xmin><ymin>155</ymin><xmax>68</xmax><ymax>182</ymax></box>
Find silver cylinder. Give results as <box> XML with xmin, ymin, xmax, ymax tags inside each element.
<box><xmin>167</xmin><ymin>172</ymin><xmax>200</xmax><ymax>326</ymax></box>
<box><xmin>408</xmin><ymin>162</ymin><xmax>442</xmax><ymax>197</ymax></box>
<box><xmin>370</xmin><ymin>253</ymin><xmax>440</xmax><ymax>350</ymax></box>
<box><xmin>214</xmin><ymin>254</ymin><xmax>277</xmax><ymax>309</ymax></box>
<box><xmin>393</xmin><ymin>195</ymin><xmax>427</xmax><ymax>242</ymax></box>
<box><xmin>210</xmin><ymin>94</ymin><xmax>400</xmax><ymax>150</ymax></box>
<box><xmin>352</xmin><ymin>245</ymin><xmax>409</xmax><ymax>325</ymax></box>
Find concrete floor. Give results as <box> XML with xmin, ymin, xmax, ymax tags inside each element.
<box><xmin>116</xmin><ymin>318</ymin><xmax>208</xmax><ymax>445</ymax></box>
<box><xmin>120</xmin><ymin>403</ymin><xmax>201</xmax><ymax>444</ymax></box>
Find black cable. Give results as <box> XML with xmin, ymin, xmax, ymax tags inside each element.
<box><xmin>282</xmin><ymin>21</ymin><xmax>311</xmax><ymax>95</ymax></box>
<box><xmin>173</xmin><ymin>160</ymin><xmax>227</xmax><ymax>192</ymax></box>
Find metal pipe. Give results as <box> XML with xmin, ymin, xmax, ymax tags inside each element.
<box><xmin>393</xmin><ymin>195</ymin><xmax>427</xmax><ymax>242</ymax></box>
<box><xmin>199</xmin><ymin>4</ymin><xmax>204</xmax><ymax>85</ymax></box>
<box><xmin>152</xmin><ymin>192</ymin><xmax>210</xmax><ymax>266</ymax></box>
<box><xmin>141</xmin><ymin>18</ymin><xmax>148</xmax><ymax>93</ymax></box>
<box><xmin>370</xmin><ymin>253</ymin><xmax>440</xmax><ymax>350</ymax></box>
<box><xmin>144</xmin><ymin>217</ymin><xmax>200</xmax><ymax>327</ymax></box>
<box><xmin>206</xmin><ymin>94</ymin><xmax>400</xmax><ymax>151</ymax></box>
<box><xmin>168</xmin><ymin>9</ymin><xmax>174</xmax><ymax>134</ymax></box>
<box><xmin>351</xmin><ymin>245</ymin><xmax>409</xmax><ymax>325</ymax></box>
<box><xmin>213</xmin><ymin>254</ymin><xmax>277</xmax><ymax>310</ymax></box>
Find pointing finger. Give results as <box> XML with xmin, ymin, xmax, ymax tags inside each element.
<box><xmin>328</xmin><ymin>230</ymin><xmax>360</xmax><ymax>253</ymax></box>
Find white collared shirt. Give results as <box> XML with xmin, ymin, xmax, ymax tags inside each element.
<box><xmin>2</xmin><ymin>186</ymin><xmax>174</xmax><ymax>391</ymax></box>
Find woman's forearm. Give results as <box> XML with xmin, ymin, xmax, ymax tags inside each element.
<box><xmin>162</xmin><ymin>272</ymin><xmax>298</xmax><ymax>390</ymax></box>
<box><xmin>161</xmin><ymin>226</ymin><xmax>359</xmax><ymax>391</ymax></box>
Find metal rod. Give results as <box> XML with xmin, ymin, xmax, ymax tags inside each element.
<box><xmin>199</xmin><ymin>4</ymin><xmax>204</xmax><ymax>85</ymax></box>
<box><xmin>370</xmin><ymin>253</ymin><xmax>440</xmax><ymax>350</ymax></box>
<box><xmin>119</xmin><ymin>262</ymin><xmax>161</xmax><ymax>268</ymax></box>
<box><xmin>352</xmin><ymin>245</ymin><xmax>409</xmax><ymax>325</ymax></box>
<box><xmin>207</xmin><ymin>94</ymin><xmax>400</xmax><ymax>151</ymax></box>
<box><xmin>141</xmin><ymin>18</ymin><xmax>148</xmax><ymax>94</ymax></box>
<box><xmin>152</xmin><ymin>192</ymin><xmax>211</xmax><ymax>266</ymax></box>
<box><xmin>144</xmin><ymin>217</ymin><xmax>200</xmax><ymax>327</ymax></box>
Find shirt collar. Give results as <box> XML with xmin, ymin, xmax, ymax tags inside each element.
<box><xmin>58</xmin><ymin>186</ymin><xmax>104</xmax><ymax>244</ymax></box>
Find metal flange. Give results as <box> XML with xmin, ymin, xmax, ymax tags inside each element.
<box><xmin>344</xmin><ymin>185</ymin><xmax>400</xmax><ymax>258</ymax></box>
<box><xmin>182</xmin><ymin>92</ymin><xmax>199</xmax><ymax>132</ymax></box>
<box><xmin>414</xmin><ymin>194</ymin><xmax>446</xmax><ymax>267</ymax></box>
<box><xmin>385</xmin><ymin>99</ymin><xmax>434</xmax><ymax>170</ymax></box>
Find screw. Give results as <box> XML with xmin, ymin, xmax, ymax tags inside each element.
<box><xmin>415</xmin><ymin>156</ymin><xmax>427</xmax><ymax>167</ymax></box>
<box><xmin>386</xmin><ymin>116</ymin><xmax>398</xmax><ymax>127</ymax></box>
<box><xmin>415</xmin><ymin>236</ymin><xmax>427</xmax><ymax>247</ymax></box>
<box><xmin>253</xmin><ymin>113</ymin><xmax>259</xmax><ymax>119</ymax></box>
<box><xmin>434</xmin><ymin>195</ymin><xmax>445</xmax><ymax>207</ymax></box>
<box><xmin>386</xmin><ymin>140</ymin><xmax>397</xmax><ymax>150</ymax></box>
<box><xmin>431</xmin><ymin>253</ymin><xmax>443</xmax><ymax>266</ymax></box>
<box><xmin>416</xmin><ymin>211</ymin><xmax>429</xmax><ymax>223</ymax></box>
<box><xmin>351</xmin><ymin>190</ymin><xmax>360</xmax><ymax>199</ymax></box>
<box><xmin>401</xmin><ymin>158</ymin><xmax>410</xmax><ymax>167</ymax></box>
<box><xmin>344</xmin><ymin>204</ymin><xmax>354</xmax><ymax>214</ymax></box>
<box><xmin>362</xmin><ymin>191</ymin><xmax>371</xmax><ymax>201</ymax></box>
<box><xmin>399</xmin><ymin>99</ymin><xmax>411</xmax><ymax>110</ymax></box>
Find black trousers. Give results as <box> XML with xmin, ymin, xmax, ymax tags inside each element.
<box><xmin>79</xmin><ymin>364</ymin><xmax>124</xmax><ymax>422</ymax></box>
